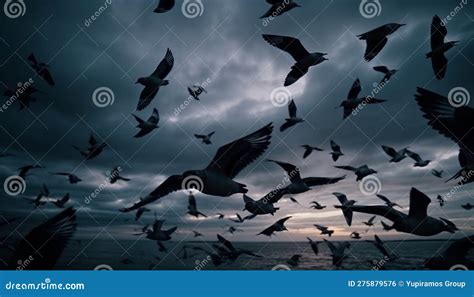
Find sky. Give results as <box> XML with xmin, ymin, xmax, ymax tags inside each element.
<box><xmin>0</xmin><ymin>0</ymin><xmax>473</xmax><ymax>250</ymax></box>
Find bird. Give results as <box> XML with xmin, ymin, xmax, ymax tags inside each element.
<box><xmin>52</xmin><ymin>193</ymin><xmax>70</xmax><ymax>208</ymax></box>
<box><xmin>72</xmin><ymin>134</ymin><xmax>107</xmax><ymax>160</ymax></box>
<box><xmin>135</xmin><ymin>207</ymin><xmax>150</xmax><ymax>221</ymax></box>
<box><xmin>108</xmin><ymin>167</ymin><xmax>131</xmax><ymax>184</ymax></box>
<box><xmin>267</xmin><ymin>159</ymin><xmax>345</xmax><ymax>195</ymax></box>
<box><xmin>373</xmin><ymin>235</ymin><xmax>398</xmax><ymax>261</ymax></box>
<box><xmin>307</xmin><ymin>237</ymin><xmax>319</xmax><ymax>255</ymax></box>
<box><xmin>287</xmin><ymin>254</ymin><xmax>302</xmax><ymax>267</ymax></box>
<box><xmin>153</xmin><ymin>0</ymin><xmax>175</xmax><ymax>13</ymax></box>
<box><xmin>330</xmin><ymin>140</ymin><xmax>344</xmax><ymax>161</ymax></box>
<box><xmin>405</xmin><ymin>149</ymin><xmax>431</xmax><ymax>167</ymax></box>
<box><xmin>350</xmin><ymin>231</ymin><xmax>361</xmax><ymax>239</ymax></box>
<box><xmin>376</xmin><ymin>194</ymin><xmax>401</xmax><ymax>208</ymax></box>
<box><xmin>6</xmin><ymin>207</ymin><xmax>76</xmax><ymax>269</ymax></box>
<box><xmin>229</xmin><ymin>213</ymin><xmax>244</xmax><ymax>223</ymax></box>
<box><xmin>28</xmin><ymin>53</ymin><xmax>54</xmax><ymax>86</ymax></box>
<box><xmin>415</xmin><ymin>88</ymin><xmax>474</xmax><ymax>185</ymax></box>
<box><xmin>427</xmin><ymin>15</ymin><xmax>458</xmax><ymax>79</ymax></box>
<box><xmin>373</xmin><ymin>66</ymin><xmax>397</xmax><ymax>84</ymax></box>
<box><xmin>288</xmin><ymin>197</ymin><xmax>302</xmax><ymax>206</ymax></box>
<box><xmin>262</xmin><ymin>34</ymin><xmax>327</xmax><ymax>86</ymax></box>
<box><xmin>225</xmin><ymin>226</ymin><xmax>243</xmax><ymax>234</ymax></box>
<box><xmin>314</xmin><ymin>224</ymin><xmax>334</xmax><ymax>237</ymax></box>
<box><xmin>334</xmin><ymin>164</ymin><xmax>377</xmax><ymax>181</ymax></box>
<box><xmin>461</xmin><ymin>203</ymin><xmax>473</xmax><ymax>210</ymax></box>
<box><xmin>335</xmin><ymin>187</ymin><xmax>459</xmax><ymax>236</ymax></box>
<box><xmin>425</xmin><ymin>235</ymin><xmax>473</xmax><ymax>270</ymax></box>
<box><xmin>214</xmin><ymin>234</ymin><xmax>262</xmax><ymax>262</ymax></box>
<box><xmin>18</xmin><ymin>165</ymin><xmax>44</xmax><ymax>178</ymax></box>
<box><xmin>216</xmin><ymin>213</ymin><xmax>225</xmax><ymax>219</ymax></box>
<box><xmin>132</xmin><ymin>108</ymin><xmax>160</xmax><ymax>138</ymax></box>
<box><xmin>187</xmin><ymin>193</ymin><xmax>207</xmax><ymax>218</ymax></box>
<box><xmin>142</xmin><ymin>219</ymin><xmax>177</xmax><ymax>252</ymax></box>
<box><xmin>324</xmin><ymin>239</ymin><xmax>351</xmax><ymax>267</ymax></box>
<box><xmin>260</xmin><ymin>0</ymin><xmax>301</xmax><ymax>19</ymax></box>
<box><xmin>363</xmin><ymin>216</ymin><xmax>376</xmax><ymax>227</ymax></box>
<box><xmin>301</xmin><ymin>145</ymin><xmax>323</xmax><ymax>159</ymax></box>
<box><xmin>25</xmin><ymin>184</ymin><xmax>50</xmax><ymax>208</ymax></box>
<box><xmin>437</xmin><ymin>195</ymin><xmax>446</xmax><ymax>207</ymax></box>
<box><xmin>242</xmin><ymin>194</ymin><xmax>280</xmax><ymax>216</ymax></box>
<box><xmin>194</xmin><ymin>131</ymin><xmax>215</xmax><ymax>145</ymax></box>
<box><xmin>280</xmin><ymin>99</ymin><xmax>304</xmax><ymax>132</ymax></box>
<box><xmin>381</xmin><ymin>145</ymin><xmax>408</xmax><ymax>163</ymax></box>
<box><xmin>192</xmin><ymin>230</ymin><xmax>203</xmax><ymax>238</ymax></box>
<box><xmin>309</xmin><ymin>201</ymin><xmax>326</xmax><ymax>210</ymax></box>
<box><xmin>3</xmin><ymin>84</ymin><xmax>38</xmax><ymax>110</ymax></box>
<box><xmin>187</xmin><ymin>85</ymin><xmax>207</xmax><ymax>100</ymax></box>
<box><xmin>50</xmin><ymin>172</ymin><xmax>82</xmax><ymax>184</ymax></box>
<box><xmin>135</xmin><ymin>48</ymin><xmax>174</xmax><ymax>111</ymax></box>
<box><xmin>357</xmin><ymin>23</ymin><xmax>406</xmax><ymax>61</ymax></box>
<box><xmin>120</xmin><ymin>123</ymin><xmax>273</xmax><ymax>212</ymax></box>
<box><xmin>337</xmin><ymin>78</ymin><xmax>387</xmax><ymax>119</ymax></box>
<box><xmin>258</xmin><ymin>216</ymin><xmax>291</xmax><ymax>236</ymax></box>
<box><xmin>333</xmin><ymin>192</ymin><xmax>356</xmax><ymax>226</ymax></box>
<box><xmin>431</xmin><ymin>169</ymin><xmax>444</xmax><ymax>178</ymax></box>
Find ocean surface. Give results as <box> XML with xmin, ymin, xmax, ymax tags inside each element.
<box><xmin>50</xmin><ymin>239</ymin><xmax>471</xmax><ymax>270</ymax></box>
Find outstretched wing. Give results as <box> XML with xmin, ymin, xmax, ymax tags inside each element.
<box><xmin>373</xmin><ymin>66</ymin><xmax>389</xmax><ymax>74</ymax></box>
<box><xmin>408</xmin><ymin>188</ymin><xmax>431</xmax><ymax>219</ymax></box>
<box><xmin>152</xmin><ymin>48</ymin><xmax>174</xmax><ymax>79</ymax></box>
<box><xmin>302</xmin><ymin>176</ymin><xmax>345</xmax><ymax>187</ymax></box>
<box><xmin>262</xmin><ymin>34</ymin><xmax>310</xmax><ymax>61</ymax></box>
<box><xmin>382</xmin><ymin>145</ymin><xmax>397</xmax><ymax>157</ymax></box>
<box><xmin>431</xmin><ymin>15</ymin><xmax>447</xmax><ymax>50</ymax></box>
<box><xmin>288</xmin><ymin>99</ymin><xmax>297</xmax><ymax>118</ymax></box>
<box><xmin>267</xmin><ymin>159</ymin><xmax>301</xmax><ymax>182</ymax></box>
<box><xmin>153</xmin><ymin>0</ymin><xmax>175</xmax><ymax>13</ymax></box>
<box><xmin>347</xmin><ymin>79</ymin><xmax>362</xmax><ymax>99</ymax></box>
<box><xmin>148</xmin><ymin>108</ymin><xmax>160</xmax><ymax>125</ymax></box>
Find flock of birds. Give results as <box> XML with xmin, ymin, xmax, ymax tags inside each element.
<box><xmin>0</xmin><ymin>0</ymin><xmax>473</xmax><ymax>270</ymax></box>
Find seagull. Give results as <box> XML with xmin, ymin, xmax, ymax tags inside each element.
<box><xmin>415</xmin><ymin>88</ymin><xmax>474</xmax><ymax>185</ymax></box>
<box><xmin>373</xmin><ymin>235</ymin><xmax>398</xmax><ymax>261</ymax></box>
<box><xmin>192</xmin><ymin>230</ymin><xmax>203</xmax><ymax>238</ymax></box>
<box><xmin>334</xmin><ymin>164</ymin><xmax>377</xmax><ymax>181</ymax></box>
<box><xmin>132</xmin><ymin>108</ymin><xmax>160</xmax><ymax>138</ymax></box>
<box><xmin>216</xmin><ymin>213</ymin><xmax>225</xmax><ymax>219</ymax></box>
<box><xmin>260</xmin><ymin>0</ymin><xmax>301</xmax><ymax>19</ymax></box>
<box><xmin>335</xmin><ymin>187</ymin><xmax>459</xmax><ymax>236</ymax></box>
<box><xmin>314</xmin><ymin>224</ymin><xmax>334</xmax><ymax>237</ymax></box>
<box><xmin>287</xmin><ymin>254</ymin><xmax>302</xmax><ymax>267</ymax></box>
<box><xmin>431</xmin><ymin>169</ymin><xmax>444</xmax><ymax>178</ymax></box>
<box><xmin>135</xmin><ymin>207</ymin><xmax>150</xmax><ymax>221</ymax></box>
<box><xmin>6</xmin><ymin>207</ymin><xmax>76</xmax><ymax>269</ymax></box>
<box><xmin>280</xmin><ymin>99</ymin><xmax>304</xmax><ymax>132</ymax></box>
<box><xmin>72</xmin><ymin>134</ymin><xmax>107</xmax><ymax>160</ymax></box>
<box><xmin>288</xmin><ymin>197</ymin><xmax>302</xmax><ymax>206</ymax></box>
<box><xmin>258</xmin><ymin>216</ymin><xmax>291</xmax><ymax>236</ymax></box>
<box><xmin>108</xmin><ymin>167</ymin><xmax>131</xmax><ymax>184</ymax></box>
<box><xmin>50</xmin><ymin>172</ymin><xmax>82</xmax><ymax>184</ymax></box>
<box><xmin>301</xmin><ymin>145</ymin><xmax>323</xmax><ymax>159</ymax></box>
<box><xmin>136</xmin><ymin>48</ymin><xmax>174</xmax><ymax>111</ymax></box>
<box><xmin>363</xmin><ymin>216</ymin><xmax>376</xmax><ymax>227</ymax></box>
<box><xmin>225</xmin><ymin>226</ymin><xmax>243</xmax><ymax>234</ymax></box>
<box><xmin>461</xmin><ymin>203</ymin><xmax>473</xmax><ymax>210</ymax></box>
<box><xmin>52</xmin><ymin>193</ymin><xmax>70</xmax><ymax>208</ymax></box>
<box><xmin>262</xmin><ymin>34</ymin><xmax>327</xmax><ymax>86</ymax></box>
<box><xmin>330</xmin><ymin>140</ymin><xmax>344</xmax><ymax>161</ymax></box>
<box><xmin>427</xmin><ymin>15</ymin><xmax>458</xmax><ymax>79</ymax></box>
<box><xmin>324</xmin><ymin>239</ymin><xmax>351</xmax><ymax>267</ymax></box>
<box><xmin>376</xmin><ymin>194</ymin><xmax>401</xmax><ymax>208</ymax></box>
<box><xmin>24</xmin><ymin>184</ymin><xmax>49</xmax><ymax>208</ymax></box>
<box><xmin>309</xmin><ymin>201</ymin><xmax>326</xmax><ymax>210</ymax></box>
<box><xmin>243</xmin><ymin>194</ymin><xmax>280</xmax><ymax>216</ymax></box>
<box><xmin>381</xmin><ymin>145</ymin><xmax>408</xmax><ymax>163</ymax></box>
<box><xmin>229</xmin><ymin>213</ymin><xmax>244</xmax><ymax>223</ymax></box>
<box><xmin>4</xmin><ymin>84</ymin><xmax>38</xmax><ymax>110</ymax></box>
<box><xmin>18</xmin><ymin>164</ymin><xmax>44</xmax><ymax>178</ymax></box>
<box><xmin>350</xmin><ymin>231</ymin><xmax>361</xmax><ymax>239</ymax></box>
<box><xmin>333</xmin><ymin>193</ymin><xmax>356</xmax><ymax>226</ymax></box>
<box><xmin>28</xmin><ymin>53</ymin><xmax>54</xmax><ymax>86</ymax></box>
<box><xmin>424</xmin><ymin>235</ymin><xmax>474</xmax><ymax>270</ymax></box>
<box><xmin>142</xmin><ymin>219</ymin><xmax>177</xmax><ymax>252</ymax></box>
<box><xmin>194</xmin><ymin>131</ymin><xmax>215</xmax><ymax>145</ymax></box>
<box><xmin>120</xmin><ymin>123</ymin><xmax>273</xmax><ymax>212</ymax></box>
<box><xmin>405</xmin><ymin>149</ymin><xmax>431</xmax><ymax>167</ymax></box>
<box><xmin>187</xmin><ymin>193</ymin><xmax>207</xmax><ymax>218</ymax></box>
<box><xmin>215</xmin><ymin>234</ymin><xmax>262</xmax><ymax>262</ymax></box>
<box><xmin>307</xmin><ymin>237</ymin><xmax>319</xmax><ymax>255</ymax></box>
<box><xmin>373</xmin><ymin>66</ymin><xmax>397</xmax><ymax>84</ymax></box>
<box><xmin>437</xmin><ymin>195</ymin><xmax>445</xmax><ymax>207</ymax></box>
<box><xmin>337</xmin><ymin>78</ymin><xmax>387</xmax><ymax>119</ymax></box>
<box><xmin>267</xmin><ymin>159</ymin><xmax>345</xmax><ymax>195</ymax></box>
<box><xmin>153</xmin><ymin>0</ymin><xmax>175</xmax><ymax>13</ymax></box>
<box><xmin>358</xmin><ymin>23</ymin><xmax>406</xmax><ymax>61</ymax></box>
<box><xmin>188</xmin><ymin>85</ymin><xmax>207</xmax><ymax>100</ymax></box>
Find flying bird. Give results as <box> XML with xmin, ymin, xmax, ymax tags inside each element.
<box><xmin>225</xmin><ymin>226</ymin><xmax>243</xmax><ymax>234</ymax></box>
<box><xmin>307</xmin><ymin>237</ymin><xmax>319</xmax><ymax>255</ymax></box>
<box><xmin>136</xmin><ymin>48</ymin><xmax>174</xmax><ymax>110</ymax></box>
<box><xmin>3</xmin><ymin>84</ymin><xmax>38</xmax><ymax>110</ymax></box>
<box><xmin>424</xmin><ymin>235</ymin><xmax>474</xmax><ymax>270</ymax></box>
<box><xmin>427</xmin><ymin>15</ymin><xmax>458</xmax><ymax>79</ymax></box>
<box><xmin>258</xmin><ymin>216</ymin><xmax>291</xmax><ymax>236</ymax></box>
<box><xmin>314</xmin><ymin>224</ymin><xmax>334</xmax><ymax>237</ymax></box>
<box><xmin>363</xmin><ymin>215</ymin><xmax>376</xmax><ymax>227</ymax></box>
<box><xmin>188</xmin><ymin>85</ymin><xmax>207</xmax><ymax>100</ymax></box>
<box><xmin>72</xmin><ymin>134</ymin><xmax>107</xmax><ymax>160</ymax></box>
<box><xmin>287</xmin><ymin>254</ymin><xmax>302</xmax><ymax>267</ymax></box>
<box><xmin>187</xmin><ymin>193</ymin><xmax>207</xmax><ymax>218</ymax></box>
<box><xmin>194</xmin><ymin>131</ymin><xmax>215</xmax><ymax>145</ymax></box>
<box><xmin>373</xmin><ymin>66</ymin><xmax>397</xmax><ymax>84</ymax></box>
<box><xmin>120</xmin><ymin>123</ymin><xmax>273</xmax><ymax>212</ymax></box>
<box><xmin>334</xmin><ymin>164</ymin><xmax>376</xmax><ymax>181</ymax></box>
<box><xmin>381</xmin><ymin>145</ymin><xmax>408</xmax><ymax>163</ymax></box>
<box><xmin>301</xmin><ymin>145</ymin><xmax>323</xmax><ymax>159</ymax></box>
<box><xmin>350</xmin><ymin>231</ymin><xmax>361</xmax><ymax>239</ymax></box>
<box><xmin>108</xmin><ymin>167</ymin><xmax>131</xmax><ymax>184</ymax></box>
<box><xmin>50</xmin><ymin>172</ymin><xmax>82</xmax><ymax>184</ymax></box>
<box><xmin>309</xmin><ymin>201</ymin><xmax>326</xmax><ymax>210</ymax></box>
<box><xmin>461</xmin><ymin>203</ymin><xmax>473</xmax><ymax>210</ymax></box>
<box><xmin>405</xmin><ymin>149</ymin><xmax>431</xmax><ymax>167</ymax></box>
<box><xmin>214</xmin><ymin>234</ymin><xmax>262</xmax><ymax>262</ymax></box>
<box><xmin>260</xmin><ymin>0</ymin><xmax>301</xmax><ymax>19</ymax></box>
<box><xmin>337</xmin><ymin>78</ymin><xmax>387</xmax><ymax>119</ymax></box>
<box><xmin>192</xmin><ymin>230</ymin><xmax>204</xmax><ymax>238</ymax></box>
<box><xmin>431</xmin><ymin>169</ymin><xmax>444</xmax><ymax>178</ymax></box>
<box><xmin>333</xmin><ymin>192</ymin><xmax>356</xmax><ymax>226</ymax></box>
<box><xmin>216</xmin><ymin>213</ymin><xmax>225</xmax><ymax>219</ymax></box>
<box><xmin>243</xmin><ymin>194</ymin><xmax>280</xmax><ymax>216</ymax></box>
<box><xmin>330</xmin><ymin>140</ymin><xmax>344</xmax><ymax>161</ymax></box>
<box><xmin>52</xmin><ymin>193</ymin><xmax>70</xmax><ymax>208</ymax></box>
<box><xmin>141</xmin><ymin>219</ymin><xmax>177</xmax><ymax>252</ymax></box>
<box><xmin>357</xmin><ymin>23</ymin><xmax>406</xmax><ymax>61</ymax></box>
<box><xmin>324</xmin><ymin>239</ymin><xmax>351</xmax><ymax>267</ymax></box>
<box><xmin>28</xmin><ymin>53</ymin><xmax>55</xmax><ymax>86</ymax></box>
<box><xmin>376</xmin><ymin>194</ymin><xmax>401</xmax><ymax>208</ymax></box>
<box><xmin>262</xmin><ymin>34</ymin><xmax>327</xmax><ymax>86</ymax></box>
<box><xmin>229</xmin><ymin>213</ymin><xmax>245</xmax><ymax>223</ymax></box>
<box><xmin>18</xmin><ymin>164</ymin><xmax>44</xmax><ymax>178</ymax></box>
<box><xmin>153</xmin><ymin>0</ymin><xmax>175</xmax><ymax>13</ymax></box>
<box><xmin>280</xmin><ymin>99</ymin><xmax>304</xmax><ymax>132</ymax></box>
<box><xmin>133</xmin><ymin>108</ymin><xmax>160</xmax><ymax>138</ymax></box>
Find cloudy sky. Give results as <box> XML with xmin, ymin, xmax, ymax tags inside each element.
<box><xmin>0</xmin><ymin>0</ymin><xmax>473</xmax><ymax>250</ymax></box>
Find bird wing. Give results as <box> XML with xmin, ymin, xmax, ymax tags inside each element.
<box><xmin>89</xmin><ymin>134</ymin><xmax>97</xmax><ymax>146</ymax></box>
<box><xmin>349</xmin><ymin>205</ymin><xmax>406</xmax><ymax>222</ymax></box>
<box><xmin>41</xmin><ymin>69</ymin><xmax>55</xmax><ymax>86</ymax></box>
<box><xmin>148</xmin><ymin>108</ymin><xmax>160</xmax><ymax>125</ymax></box>
<box><xmin>431</xmin><ymin>15</ymin><xmax>447</xmax><ymax>50</ymax></box>
<box><xmin>120</xmin><ymin>175</ymin><xmax>184</xmax><ymax>212</ymax></box>
<box><xmin>137</xmin><ymin>86</ymin><xmax>160</xmax><ymax>111</ymax></box>
<box><xmin>376</xmin><ymin>194</ymin><xmax>391</xmax><ymax>204</ymax></box>
<box><xmin>302</xmin><ymin>176</ymin><xmax>345</xmax><ymax>187</ymax></box>
<box><xmin>262</xmin><ymin>34</ymin><xmax>310</xmax><ymax>61</ymax></box>
<box><xmin>279</xmin><ymin>120</ymin><xmax>295</xmax><ymax>132</ymax></box>
<box><xmin>206</xmin><ymin>123</ymin><xmax>273</xmax><ymax>179</ymax></box>
<box><xmin>188</xmin><ymin>194</ymin><xmax>197</xmax><ymax>211</ymax></box>
<box><xmin>382</xmin><ymin>145</ymin><xmax>397</xmax><ymax>158</ymax></box>
<box><xmin>152</xmin><ymin>48</ymin><xmax>174</xmax><ymax>79</ymax></box>
<box><xmin>431</xmin><ymin>53</ymin><xmax>448</xmax><ymax>80</ymax></box>
<box><xmin>8</xmin><ymin>207</ymin><xmax>76</xmax><ymax>269</ymax></box>
<box><xmin>347</xmin><ymin>79</ymin><xmax>362</xmax><ymax>99</ymax></box>
<box><xmin>152</xmin><ymin>220</ymin><xmax>165</xmax><ymax>232</ymax></box>
<box><xmin>267</xmin><ymin>159</ymin><xmax>301</xmax><ymax>182</ymax></box>
<box><xmin>334</xmin><ymin>165</ymin><xmax>357</xmax><ymax>172</ymax></box>
<box><xmin>405</xmin><ymin>150</ymin><xmax>422</xmax><ymax>162</ymax></box>
<box><xmin>288</xmin><ymin>99</ymin><xmax>297</xmax><ymax>118</ymax></box>
<box><xmin>373</xmin><ymin>66</ymin><xmax>389</xmax><ymax>74</ymax></box>
<box><xmin>408</xmin><ymin>188</ymin><xmax>431</xmax><ymax>219</ymax></box>
<box><xmin>362</xmin><ymin>36</ymin><xmax>387</xmax><ymax>62</ymax></box>
<box><xmin>324</xmin><ymin>239</ymin><xmax>337</xmax><ymax>254</ymax></box>
<box><xmin>153</xmin><ymin>0</ymin><xmax>175</xmax><ymax>13</ymax></box>
<box><xmin>333</xmin><ymin>192</ymin><xmax>348</xmax><ymax>204</ymax></box>
<box><xmin>284</xmin><ymin>66</ymin><xmax>308</xmax><ymax>87</ymax></box>
<box><xmin>330</xmin><ymin>140</ymin><xmax>341</xmax><ymax>153</ymax></box>
<box><xmin>368</xmin><ymin>215</ymin><xmax>376</xmax><ymax>223</ymax></box>
<box><xmin>217</xmin><ymin>234</ymin><xmax>236</xmax><ymax>252</ymax></box>
<box><xmin>277</xmin><ymin>216</ymin><xmax>292</xmax><ymax>225</ymax></box>
<box><xmin>27</xmin><ymin>53</ymin><xmax>38</xmax><ymax>65</ymax></box>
